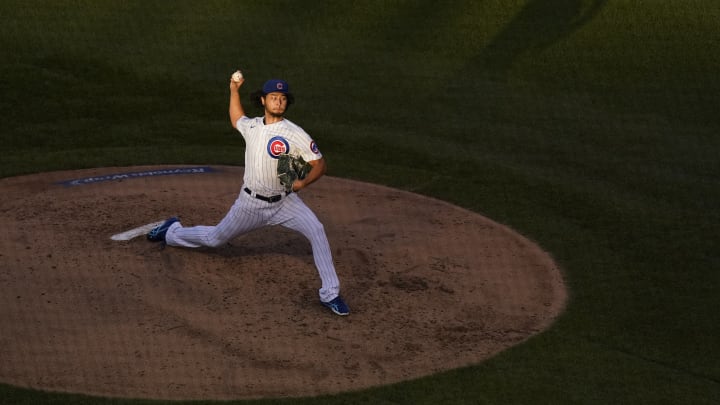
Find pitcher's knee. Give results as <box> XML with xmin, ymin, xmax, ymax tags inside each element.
<box><xmin>206</xmin><ymin>231</ymin><xmax>231</xmax><ymax>248</ymax></box>
<box><xmin>306</xmin><ymin>221</ymin><xmax>326</xmax><ymax>238</ymax></box>
<box><xmin>205</xmin><ymin>238</ymin><xmax>226</xmax><ymax>248</ymax></box>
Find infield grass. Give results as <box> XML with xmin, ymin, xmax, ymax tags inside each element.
<box><xmin>1</xmin><ymin>1</ymin><xmax>719</xmax><ymax>404</ymax></box>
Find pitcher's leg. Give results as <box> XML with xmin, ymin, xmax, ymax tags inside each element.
<box><xmin>278</xmin><ymin>196</ymin><xmax>341</xmax><ymax>302</ymax></box>
<box><xmin>166</xmin><ymin>223</ymin><xmax>224</xmax><ymax>248</ymax></box>
<box><xmin>166</xmin><ymin>192</ymin><xmax>266</xmax><ymax>248</ymax></box>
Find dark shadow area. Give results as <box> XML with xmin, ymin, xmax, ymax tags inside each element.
<box><xmin>480</xmin><ymin>0</ymin><xmax>607</xmax><ymax>79</ymax></box>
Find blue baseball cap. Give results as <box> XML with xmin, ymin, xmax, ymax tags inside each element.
<box><xmin>262</xmin><ymin>79</ymin><xmax>289</xmax><ymax>95</ymax></box>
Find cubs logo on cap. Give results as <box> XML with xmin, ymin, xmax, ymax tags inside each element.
<box><xmin>267</xmin><ymin>136</ymin><xmax>290</xmax><ymax>158</ymax></box>
<box><xmin>263</xmin><ymin>79</ymin><xmax>289</xmax><ymax>95</ymax></box>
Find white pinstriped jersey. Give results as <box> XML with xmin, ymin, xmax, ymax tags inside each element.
<box><xmin>235</xmin><ymin>116</ymin><xmax>322</xmax><ymax>196</ymax></box>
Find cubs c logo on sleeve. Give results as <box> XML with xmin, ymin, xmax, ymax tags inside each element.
<box><xmin>310</xmin><ymin>140</ymin><xmax>320</xmax><ymax>154</ymax></box>
<box><xmin>267</xmin><ymin>136</ymin><xmax>290</xmax><ymax>159</ymax></box>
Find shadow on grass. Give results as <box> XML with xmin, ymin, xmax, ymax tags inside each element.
<box><xmin>480</xmin><ymin>0</ymin><xmax>607</xmax><ymax>78</ymax></box>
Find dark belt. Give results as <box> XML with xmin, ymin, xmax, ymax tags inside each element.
<box><xmin>244</xmin><ymin>187</ymin><xmax>286</xmax><ymax>203</ymax></box>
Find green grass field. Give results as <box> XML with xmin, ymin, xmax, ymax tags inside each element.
<box><xmin>1</xmin><ymin>1</ymin><xmax>719</xmax><ymax>403</ymax></box>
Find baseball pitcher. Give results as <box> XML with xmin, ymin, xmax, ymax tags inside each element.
<box><xmin>147</xmin><ymin>72</ymin><xmax>349</xmax><ymax>316</ymax></box>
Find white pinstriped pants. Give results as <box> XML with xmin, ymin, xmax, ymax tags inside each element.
<box><xmin>165</xmin><ymin>187</ymin><xmax>340</xmax><ymax>302</ymax></box>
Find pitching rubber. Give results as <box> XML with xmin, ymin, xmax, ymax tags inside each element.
<box><xmin>111</xmin><ymin>220</ymin><xmax>165</xmax><ymax>241</ymax></box>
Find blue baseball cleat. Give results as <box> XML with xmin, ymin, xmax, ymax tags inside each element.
<box><xmin>321</xmin><ymin>296</ymin><xmax>350</xmax><ymax>316</ymax></box>
<box><xmin>147</xmin><ymin>217</ymin><xmax>179</xmax><ymax>242</ymax></box>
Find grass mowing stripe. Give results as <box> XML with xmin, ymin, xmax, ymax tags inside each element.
<box><xmin>1</xmin><ymin>0</ymin><xmax>719</xmax><ymax>403</ymax></box>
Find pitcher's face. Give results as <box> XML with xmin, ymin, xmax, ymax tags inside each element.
<box><xmin>262</xmin><ymin>92</ymin><xmax>287</xmax><ymax>117</ymax></box>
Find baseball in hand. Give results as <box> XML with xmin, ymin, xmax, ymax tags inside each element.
<box><xmin>232</xmin><ymin>70</ymin><xmax>243</xmax><ymax>82</ymax></box>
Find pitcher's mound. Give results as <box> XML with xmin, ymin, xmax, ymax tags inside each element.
<box><xmin>0</xmin><ymin>165</ymin><xmax>566</xmax><ymax>400</ymax></box>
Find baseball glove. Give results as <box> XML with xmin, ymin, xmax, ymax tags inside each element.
<box><xmin>277</xmin><ymin>154</ymin><xmax>312</xmax><ymax>193</ymax></box>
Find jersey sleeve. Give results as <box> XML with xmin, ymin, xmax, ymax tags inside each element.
<box><xmin>293</xmin><ymin>127</ymin><xmax>323</xmax><ymax>162</ymax></box>
<box><xmin>235</xmin><ymin>116</ymin><xmax>252</xmax><ymax>137</ymax></box>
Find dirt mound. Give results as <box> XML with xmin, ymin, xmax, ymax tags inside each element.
<box><xmin>0</xmin><ymin>166</ymin><xmax>566</xmax><ymax>400</ymax></box>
